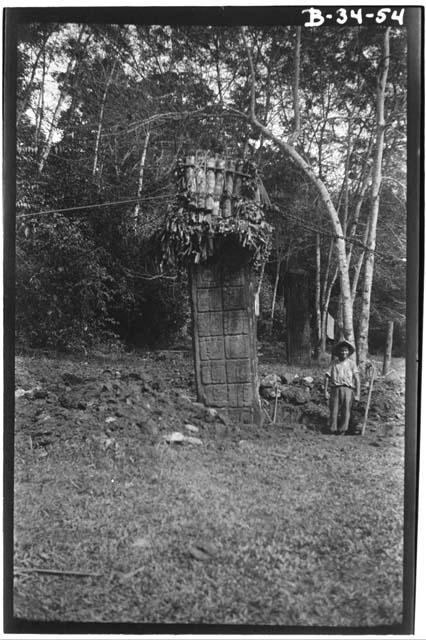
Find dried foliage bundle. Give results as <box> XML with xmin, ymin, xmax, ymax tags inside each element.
<box><xmin>158</xmin><ymin>155</ymin><xmax>273</xmax><ymax>269</ymax></box>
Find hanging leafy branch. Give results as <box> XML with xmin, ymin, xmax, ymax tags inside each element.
<box><xmin>159</xmin><ymin>204</ymin><xmax>273</xmax><ymax>269</ymax></box>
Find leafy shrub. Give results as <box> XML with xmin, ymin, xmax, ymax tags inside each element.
<box><xmin>114</xmin><ymin>272</ymin><xmax>191</xmax><ymax>347</ymax></box>
<box><xmin>16</xmin><ymin>216</ymin><xmax>118</xmax><ymax>350</ymax></box>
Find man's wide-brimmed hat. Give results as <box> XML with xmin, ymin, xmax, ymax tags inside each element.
<box><xmin>333</xmin><ymin>340</ymin><xmax>355</xmax><ymax>356</ymax></box>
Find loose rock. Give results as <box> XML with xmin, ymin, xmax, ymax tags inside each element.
<box><xmin>184</xmin><ymin>424</ymin><xmax>199</xmax><ymax>433</ymax></box>
<box><xmin>163</xmin><ymin>432</ymin><xmax>185</xmax><ymax>444</ymax></box>
<box><xmin>62</xmin><ymin>372</ymin><xmax>84</xmax><ymax>386</ymax></box>
<box><xmin>183</xmin><ymin>436</ymin><xmax>203</xmax><ymax>446</ymax></box>
<box><xmin>280</xmin><ymin>385</ymin><xmax>310</xmax><ymax>405</ymax></box>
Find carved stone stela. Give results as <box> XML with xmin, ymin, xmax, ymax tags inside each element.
<box><xmin>190</xmin><ymin>261</ymin><xmax>262</xmax><ymax>425</ymax></box>
<box><xmin>160</xmin><ymin>153</ymin><xmax>271</xmax><ymax>426</ymax></box>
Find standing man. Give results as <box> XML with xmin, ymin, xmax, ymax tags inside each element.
<box><xmin>324</xmin><ymin>340</ymin><xmax>361</xmax><ymax>435</ymax></box>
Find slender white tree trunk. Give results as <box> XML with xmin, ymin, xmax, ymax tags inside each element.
<box><xmin>35</xmin><ymin>50</ymin><xmax>47</xmax><ymax>149</ymax></box>
<box><xmin>292</xmin><ymin>27</ymin><xmax>301</xmax><ymax>141</ymax></box>
<box><xmin>347</xmin><ymin>163</ymin><xmax>373</xmax><ymax>268</ymax></box>
<box><xmin>320</xmin><ymin>264</ymin><xmax>338</xmax><ymax>351</ymax></box>
<box><xmin>315</xmin><ymin>232</ymin><xmax>322</xmax><ymax>352</ymax></box>
<box><xmin>357</xmin><ymin>28</ymin><xmax>390</xmax><ymax>366</ymax></box>
<box><xmin>270</xmin><ymin>256</ymin><xmax>282</xmax><ymax>326</ymax></box>
<box><xmin>335</xmin><ymin>114</ymin><xmax>353</xmax><ymax>342</ymax></box>
<box><xmin>382</xmin><ymin>320</ymin><xmax>394</xmax><ymax>375</ymax></box>
<box><xmin>255</xmin><ymin>259</ymin><xmax>266</xmax><ymax>318</ymax></box>
<box><xmin>350</xmin><ymin>223</ymin><xmax>370</xmax><ymax>301</ymax></box>
<box><xmin>92</xmin><ymin>60</ymin><xmax>117</xmax><ymax>181</ymax></box>
<box><xmin>342</xmin><ymin>114</ymin><xmax>352</xmax><ymax>235</ymax></box>
<box><xmin>133</xmin><ymin>128</ymin><xmax>151</xmax><ymax>229</ymax></box>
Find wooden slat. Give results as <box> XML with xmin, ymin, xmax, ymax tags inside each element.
<box><xmin>224</xmin><ymin>159</ymin><xmax>235</xmax><ymax>217</ymax></box>
<box><xmin>205</xmin><ymin>157</ymin><xmax>215</xmax><ymax>211</ymax></box>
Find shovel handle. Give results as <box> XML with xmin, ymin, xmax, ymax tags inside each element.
<box><xmin>272</xmin><ymin>384</ymin><xmax>279</xmax><ymax>423</ymax></box>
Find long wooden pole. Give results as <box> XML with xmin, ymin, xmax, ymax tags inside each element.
<box><xmin>272</xmin><ymin>384</ymin><xmax>279</xmax><ymax>423</ymax></box>
<box><xmin>382</xmin><ymin>320</ymin><xmax>394</xmax><ymax>375</ymax></box>
<box><xmin>361</xmin><ymin>364</ymin><xmax>376</xmax><ymax>435</ymax></box>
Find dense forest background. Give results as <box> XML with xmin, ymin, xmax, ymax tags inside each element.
<box><xmin>15</xmin><ymin>22</ymin><xmax>407</xmax><ymax>357</ymax></box>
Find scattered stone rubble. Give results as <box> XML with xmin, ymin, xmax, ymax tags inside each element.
<box><xmin>259</xmin><ymin>368</ymin><xmax>404</xmax><ymax>432</ymax></box>
<box><xmin>14</xmin><ymin>351</ymin><xmax>405</xmax><ymax>454</ymax></box>
<box><xmin>259</xmin><ymin>371</ymin><xmax>326</xmax><ymax>427</ymax></box>
<box><xmin>14</xmin><ymin>356</ymin><xmax>235</xmax><ymax>453</ymax></box>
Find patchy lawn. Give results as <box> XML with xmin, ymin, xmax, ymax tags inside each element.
<box><xmin>12</xmin><ymin>348</ymin><xmax>405</xmax><ymax>627</ymax></box>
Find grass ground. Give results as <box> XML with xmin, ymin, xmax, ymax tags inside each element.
<box><xmin>12</xmin><ymin>347</ymin><xmax>405</xmax><ymax>627</ymax></box>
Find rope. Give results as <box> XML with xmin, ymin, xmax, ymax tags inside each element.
<box><xmin>16</xmin><ymin>194</ymin><xmax>177</xmax><ymax>219</ymax></box>
<box><xmin>16</xmin><ymin>189</ymin><xmax>405</xmax><ymax>265</ymax></box>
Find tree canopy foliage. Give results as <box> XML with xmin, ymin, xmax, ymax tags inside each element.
<box><xmin>15</xmin><ymin>21</ymin><xmax>407</xmax><ymax>354</ymax></box>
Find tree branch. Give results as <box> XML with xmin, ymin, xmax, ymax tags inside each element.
<box><xmin>292</xmin><ymin>26</ymin><xmax>301</xmax><ymax>142</ymax></box>
<box><xmin>241</xmin><ymin>26</ymin><xmax>355</xmax><ymax>343</ymax></box>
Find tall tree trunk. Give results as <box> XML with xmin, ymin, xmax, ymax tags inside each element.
<box><xmin>66</xmin><ymin>34</ymin><xmax>93</xmax><ymax>126</ymax></box>
<box><xmin>242</xmin><ymin>29</ymin><xmax>355</xmax><ymax>344</ymax></box>
<box><xmin>17</xmin><ymin>29</ymin><xmax>52</xmax><ymax>125</ymax></box>
<box><xmin>214</xmin><ymin>32</ymin><xmax>224</xmax><ymax>104</ymax></box>
<box><xmin>315</xmin><ymin>232</ymin><xmax>321</xmax><ymax>354</ymax></box>
<box><xmin>350</xmin><ymin>223</ymin><xmax>370</xmax><ymax>301</ymax></box>
<box><xmin>321</xmin><ymin>237</ymin><xmax>334</xmax><ymax>311</ymax></box>
<box><xmin>257</xmin><ymin>59</ymin><xmax>273</xmax><ymax>163</ymax></box>
<box><xmin>93</xmin><ymin>59</ymin><xmax>117</xmax><ymax>181</ymax></box>
<box><xmin>35</xmin><ymin>49</ymin><xmax>47</xmax><ymax>150</ymax></box>
<box><xmin>320</xmin><ymin>263</ymin><xmax>338</xmax><ymax>352</ymax></box>
<box><xmin>320</xmin><ymin>311</ymin><xmax>330</xmax><ymax>353</ymax></box>
<box><xmin>292</xmin><ymin>27</ymin><xmax>301</xmax><ymax>142</ymax></box>
<box><xmin>347</xmin><ymin>163</ymin><xmax>373</xmax><ymax>268</ymax></box>
<box><xmin>132</xmin><ymin>128</ymin><xmax>151</xmax><ymax>229</ymax></box>
<box><xmin>335</xmin><ymin>297</ymin><xmax>345</xmax><ymax>342</ymax></box>
<box><xmin>270</xmin><ymin>256</ymin><xmax>282</xmax><ymax>329</ymax></box>
<box><xmin>255</xmin><ymin>259</ymin><xmax>266</xmax><ymax>318</ymax></box>
<box><xmin>342</xmin><ymin>114</ymin><xmax>352</xmax><ymax>235</ymax></box>
<box><xmin>334</xmin><ymin>113</ymin><xmax>353</xmax><ymax>343</ymax></box>
<box><xmin>357</xmin><ymin>28</ymin><xmax>390</xmax><ymax>366</ymax></box>
<box><xmin>37</xmin><ymin>26</ymin><xmax>87</xmax><ymax>174</ymax></box>
<box><xmin>382</xmin><ymin>320</ymin><xmax>394</xmax><ymax>375</ymax></box>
